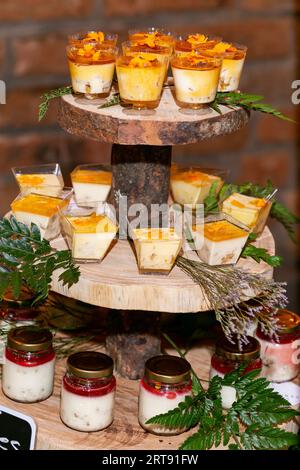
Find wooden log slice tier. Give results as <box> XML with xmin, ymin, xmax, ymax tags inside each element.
<box><xmin>50</xmin><ymin>226</ymin><xmax>275</xmax><ymax>314</ymax></box>
<box><xmin>58</xmin><ymin>87</ymin><xmax>250</xmax><ymax>146</ymax></box>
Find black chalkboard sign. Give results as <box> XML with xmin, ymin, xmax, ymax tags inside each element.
<box><xmin>0</xmin><ymin>405</ymin><xmax>36</xmax><ymax>450</ymax></box>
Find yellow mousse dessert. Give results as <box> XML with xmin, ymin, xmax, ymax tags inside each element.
<box><xmin>116</xmin><ymin>55</ymin><xmax>166</xmax><ymax>109</ymax></box>
<box><xmin>68</xmin><ymin>31</ymin><xmax>118</xmax><ymax>47</ymax></box>
<box><xmin>171</xmin><ymin>53</ymin><xmax>221</xmax><ymax>107</ymax></box>
<box><xmin>221</xmin><ymin>193</ymin><xmax>272</xmax><ymax>234</ymax></box>
<box><xmin>71</xmin><ymin>165</ymin><xmax>112</xmax><ymax>205</ymax></box>
<box><xmin>61</xmin><ymin>212</ymin><xmax>117</xmax><ymax>262</ymax></box>
<box><xmin>171</xmin><ymin>168</ymin><xmax>224</xmax><ymax>207</ymax></box>
<box><xmin>132</xmin><ymin>228</ymin><xmax>182</xmax><ymax>274</ymax></box>
<box><xmin>200</xmin><ymin>42</ymin><xmax>247</xmax><ymax>92</ymax></box>
<box><xmin>11</xmin><ymin>193</ymin><xmax>70</xmax><ymax>240</ymax></box>
<box><xmin>193</xmin><ymin>219</ymin><xmax>249</xmax><ymax>265</ymax></box>
<box><xmin>13</xmin><ymin>163</ymin><xmax>64</xmax><ymax>197</ymax></box>
<box><xmin>67</xmin><ymin>43</ymin><xmax>117</xmax><ymax>97</ymax></box>
<box><xmin>174</xmin><ymin>34</ymin><xmax>221</xmax><ymax>56</ymax></box>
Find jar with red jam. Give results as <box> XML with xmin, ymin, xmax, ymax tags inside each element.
<box><xmin>210</xmin><ymin>334</ymin><xmax>262</xmax><ymax>379</ymax></box>
<box><xmin>60</xmin><ymin>351</ymin><xmax>116</xmax><ymax>432</ymax></box>
<box><xmin>138</xmin><ymin>355</ymin><xmax>192</xmax><ymax>435</ymax></box>
<box><xmin>2</xmin><ymin>326</ymin><xmax>55</xmax><ymax>403</ymax></box>
<box><xmin>256</xmin><ymin>309</ymin><xmax>300</xmax><ymax>383</ymax></box>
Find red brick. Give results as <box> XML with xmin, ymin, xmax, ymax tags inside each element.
<box><xmin>0</xmin><ymin>0</ymin><xmax>92</xmax><ymax>22</ymax></box>
<box><xmin>240</xmin><ymin>0</ymin><xmax>295</xmax><ymax>12</ymax></box>
<box><xmin>238</xmin><ymin>150</ymin><xmax>291</xmax><ymax>187</ymax></box>
<box><xmin>0</xmin><ymin>89</ymin><xmax>60</xmax><ymax>129</ymax></box>
<box><xmin>13</xmin><ymin>34</ymin><xmax>68</xmax><ymax>76</ymax></box>
<box><xmin>78</xmin><ymin>140</ymin><xmax>111</xmax><ymax>165</ymax></box>
<box><xmin>256</xmin><ymin>107</ymin><xmax>297</xmax><ymax>144</ymax></box>
<box><xmin>104</xmin><ymin>0</ymin><xmax>221</xmax><ymax>16</ymax></box>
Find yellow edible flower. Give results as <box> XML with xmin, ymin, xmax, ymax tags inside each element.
<box><xmin>87</xmin><ymin>31</ymin><xmax>105</xmax><ymax>42</ymax></box>
<box><xmin>187</xmin><ymin>34</ymin><xmax>208</xmax><ymax>45</ymax></box>
<box><xmin>212</xmin><ymin>42</ymin><xmax>232</xmax><ymax>53</ymax></box>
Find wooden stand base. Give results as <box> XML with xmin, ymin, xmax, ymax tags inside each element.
<box><xmin>106</xmin><ymin>310</ymin><xmax>161</xmax><ymax>379</ymax></box>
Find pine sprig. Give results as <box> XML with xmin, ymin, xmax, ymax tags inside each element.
<box><xmin>99</xmin><ymin>93</ymin><xmax>120</xmax><ymax>108</ymax></box>
<box><xmin>0</xmin><ymin>216</ymin><xmax>80</xmax><ymax>302</ymax></box>
<box><xmin>213</xmin><ymin>92</ymin><xmax>295</xmax><ymax>122</ymax></box>
<box><xmin>38</xmin><ymin>86</ymin><xmax>73</xmax><ymax>121</ymax></box>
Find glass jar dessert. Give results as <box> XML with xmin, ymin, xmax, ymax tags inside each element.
<box><xmin>11</xmin><ymin>188</ymin><xmax>73</xmax><ymax>240</ymax></box>
<box><xmin>198</xmin><ymin>42</ymin><xmax>247</xmax><ymax>92</ymax></box>
<box><xmin>171</xmin><ymin>52</ymin><xmax>221</xmax><ymax>113</ymax></box>
<box><xmin>67</xmin><ymin>43</ymin><xmax>118</xmax><ymax>100</ymax></box>
<box><xmin>116</xmin><ymin>54</ymin><xmax>167</xmax><ymax>111</ymax></box>
<box><xmin>60</xmin><ymin>351</ymin><xmax>116</xmax><ymax>432</ymax></box>
<box><xmin>71</xmin><ymin>164</ymin><xmax>112</xmax><ymax>205</ymax></box>
<box><xmin>191</xmin><ymin>214</ymin><xmax>249</xmax><ymax>266</ymax></box>
<box><xmin>174</xmin><ymin>33</ymin><xmax>221</xmax><ymax>56</ymax></box>
<box><xmin>128</xmin><ymin>28</ymin><xmax>175</xmax><ymax>49</ymax></box>
<box><xmin>256</xmin><ymin>309</ymin><xmax>300</xmax><ymax>383</ymax></box>
<box><xmin>12</xmin><ymin>163</ymin><xmax>64</xmax><ymax>197</ymax></box>
<box><xmin>210</xmin><ymin>334</ymin><xmax>262</xmax><ymax>379</ymax></box>
<box><xmin>220</xmin><ymin>191</ymin><xmax>275</xmax><ymax>235</ymax></box>
<box><xmin>2</xmin><ymin>326</ymin><xmax>55</xmax><ymax>403</ymax></box>
<box><xmin>170</xmin><ymin>166</ymin><xmax>226</xmax><ymax>207</ymax></box>
<box><xmin>68</xmin><ymin>31</ymin><xmax>118</xmax><ymax>48</ymax></box>
<box><xmin>60</xmin><ymin>203</ymin><xmax>118</xmax><ymax>263</ymax></box>
<box><xmin>139</xmin><ymin>355</ymin><xmax>192</xmax><ymax>435</ymax></box>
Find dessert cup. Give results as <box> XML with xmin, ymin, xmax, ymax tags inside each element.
<box><xmin>12</xmin><ymin>163</ymin><xmax>64</xmax><ymax>197</ymax></box>
<box><xmin>171</xmin><ymin>52</ymin><xmax>221</xmax><ymax>114</ymax></box>
<box><xmin>71</xmin><ymin>164</ymin><xmax>112</xmax><ymax>206</ymax></box>
<box><xmin>174</xmin><ymin>33</ymin><xmax>221</xmax><ymax>57</ymax></box>
<box><xmin>60</xmin><ymin>203</ymin><xmax>118</xmax><ymax>263</ymax></box>
<box><xmin>220</xmin><ymin>191</ymin><xmax>274</xmax><ymax>235</ymax></box>
<box><xmin>170</xmin><ymin>167</ymin><xmax>226</xmax><ymax>208</ymax></box>
<box><xmin>11</xmin><ymin>188</ymin><xmax>73</xmax><ymax>240</ymax></box>
<box><xmin>67</xmin><ymin>43</ymin><xmax>117</xmax><ymax>100</ymax></box>
<box><xmin>116</xmin><ymin>54</ymin><xmax>167</xmax><ymax>113</ymax></box>
<box><xmin>68</xmin><ymin>31</ymin><xmax>118</xmax><ymax>48</ymax></box>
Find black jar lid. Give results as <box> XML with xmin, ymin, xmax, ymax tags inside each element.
<box><xmin>7</xmin><ymin>326</ymin><xmax>53</xmax><ymax>352</ymax></box>
<box><xmin>216</xmin><ymin>334</ymin><xmax>260</xmax><ymax>361</ymax></box>
<box><xmin>67</xmin><ymin>351</ymin><xmax>114</xmax><ymax>379</ymax></box>
<box><xmin>145</xmin><ymin>355</ymin><xmax>191</xmax><ymax>384</ymax></box>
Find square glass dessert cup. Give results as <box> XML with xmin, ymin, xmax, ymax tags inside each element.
<box><xmin>60</xmin><ymin>202</ymin><xmax>118</xmax><ymax>264</ymax></box>
<box><xmin>128</xmin><ymin>28</ymin><xmax>175</xmax><ymax>49</ymax></box>
<box><xmin>174</xmin><ymin>33</ymin><xmax>222</xmax><ymax>56</ymax></box>
<box><xmin>197</xmin><ymin>42</ymin><xmax>247</xmax><ymax>92</ymax></box>
<box><xmin>71</xmin><ymin>164</ymin><xmax>112</xmax><ymax>206</ymax></box>
<box><xmin>171</xmin><ymin>53</ymin><xmax>222</xmax><ymax>113</ymax></box>
<box><xmin>116</xmin><ymin>54</ymin><xmax>167</xmax><ymax>111</ymax></box>
<box><xmin>188</xmin><ymin>213</ymin><xmax>250</xmax><ymax>266</ymax></box>
<box><xmin>67</xmin><ymin>43</ymin><xmax>118</xmax><ymax>100</ymax></box>
<box><xmin>10</xmin><ymin>188</ymin><xmax>73</xmax><ymax>241</ymax></box>
<box><xmin>68</xmin><ymin>31</ymin><xmax>118</xmax><ymax>48</ymax></box>
<box><xmin>130</xmin><ymin>217</ymin><xmax>183</xmax><ymax>275</ymax></box>
<box><xmin>170</xmin><ymin>166</ymin><xmax>227</xmax><ymax>208</ymax></box>
<box><xmin>220</xmin><ymin>191</ymin><xmax>275</xmax><ymax>235</ymax></box>
<box><xmin>12</xmin><ymin>163</ymin><xmax>64</xmax><ymax>197</ymax></box>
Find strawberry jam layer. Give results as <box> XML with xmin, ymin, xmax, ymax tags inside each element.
<box><xmin>5</xmin><ymin>347</ymin><xmax>55</xmax><ymax>367</ymax></box>
<box><xmin>141</xmin><ymin>378</ymin><xmax>192</xmax><ymax>399</ymax></box>
<box><xmin>211</xmin><ymin>354</ymin><xmax>262</xmax><ymax>375</ymax></box>
<box><xmin>256</xmin><ymin>327</ymin><xmax>300</xmax><ymax>345</ymax></box>
<box><xmin>63</xmin><ymin>374</ymin><xmax>116</xmax><ymax>397</ymax></box>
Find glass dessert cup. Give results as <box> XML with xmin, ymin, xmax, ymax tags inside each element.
<box><xmin>12</xmin><ymin>163</ymin><xmax>64</xmax><ymax>197</ymax></box>
<box><xmin>170</xmin><ymin>166</ymin><xmax>226</xmax><ymax>208</ymax></box>
<box><xmin>67</xmin><ymin>43</ymin><xmax>117</xmax><ymax>100</ymax></box>
<box><xmin>68</xmin><ymin>31</ymin><xmax>118</xmax><ymax>48</ymax></box>
<box><xmin>189</xmin><ymin>213</ymin><xmax>250</xmax><ymax>266</ymax></box>
<box><xmin>60</xmin><ymin>202</ymin><xmax>118</xmax><ymax>264</ymax></box>
<box><xmin>220</xmin><ymin>191</ymin><xmax>275</xmax><ymax>235</ymax></box>
<box><xmin>71</xmin><ymin>164</ymin><xmax>112</xmax><ymax>206</ymax></box>
<box><xmin>198</xmin><ymin>42</ymin><xmax>247</xmax><ymax>92</ymax></box>
<box><xmin>131</xmin><ymin>224</ymin><xmax>182</xmax><ymax>275</ymax></box>
<box><xmin>128</xmin><ymin>28</ymin><xmax>175</xmax><ymax>49</ymax></box>
<box><xmin>10</xmin><ymin>188</ymin><xmax>73</xmax><ymax>241</ymax></box>
<box><xmin>174</xmin><ymin>33</ymin><xmax>221</xmax><ymax>57</ymax></box>
<box><xmin>116</xmin><ymin>55</ymin><xmax>167</xmax><ymax>114</ymax></box>
<box><xmin>171</xmin><ymin>53</ymin><xmax>221</xmax><ymax>115</ymax></box>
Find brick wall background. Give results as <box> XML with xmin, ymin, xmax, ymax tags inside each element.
<box><xmin>0</xmin><ymin>0</ymin><xmax>299</xmax><ymax>308</ymax></box>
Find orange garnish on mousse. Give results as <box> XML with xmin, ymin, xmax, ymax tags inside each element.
<box><xmin>187</xmin><ymin>34</ymin><xmax>208</xmax><ymax>45</ymax></box>
<box><xmin>84</xmin><ymin>31</ymin><xmax>105</xmax><ymax>43</ymax></box>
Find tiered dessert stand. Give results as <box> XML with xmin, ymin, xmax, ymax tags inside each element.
<box><xmin>0</xmin><ymin>85</ymin><xmax>276</xmax><ymax>449</ymax></box>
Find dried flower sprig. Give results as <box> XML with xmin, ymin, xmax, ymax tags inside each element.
<box><xmin>176</xmin><ymin>256</ymin><xmax>287</xmax><ymax>342</ymax></box>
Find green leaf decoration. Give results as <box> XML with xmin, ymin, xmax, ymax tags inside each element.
<box><xmin>98</xmin><ymin>93</ymin><xmax>120</xmax><ymax>108</ymax></box>
<box><xmin>38</xmin><ymin>86</ymin><xmax>73</xmax><ymax>121</ymax></box>
<box><xmin>204</xmin><ymin>180</ymin><xmax>220</xmax><ymax>213</ymax></box>
<box><xmin>241</xmin><ymin>240</ymin><xmax>283</xmax><ymax>267</ymax></box>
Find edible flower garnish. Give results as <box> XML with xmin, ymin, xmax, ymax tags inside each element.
<box><xmin>187</xmin><ymin>34</ymin><xmax>208</xmax><ymax>45</ymax></box>
<box><xmin>84</xmin><ymin>31</ymin><xmax>105</xmax><ymax>43</ymax></box>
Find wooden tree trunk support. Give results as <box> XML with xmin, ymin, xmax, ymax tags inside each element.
<box><xmin>106</xmin><ymin>310</ymin><xmax>161</xmax><ymax>379</ymax></box>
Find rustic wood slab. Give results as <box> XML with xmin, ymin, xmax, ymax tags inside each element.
<box><xmin>50</xmin><ymin>227</ymin><xmax>275</xmax><ymax>313</ymax></box>
<box><xmin>58</xmin><ymin>86</ymin><xmax>249</xmax><ymax>146</ymax></box>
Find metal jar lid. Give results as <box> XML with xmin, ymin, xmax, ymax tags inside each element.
<box><xmin>274</xmin><ymin>309</ymin><xmax>300</xmax><ymax>334</ymax></box>
<box><xmin>216</xmin><ymin>334</ymin><xmax>260</xmax><ymax>361</ymax></box>
<box><xmin>145</xmin><ymin>355</ymin><xmax>191</xmax><ymax>384</ymax></box>
<box><xmin>67</xmin><ymin>351</ymin><xmax>114</xmax><ymax>379</ymax></box>
<box><xmin>7</xmin><ymin>326</ymin><xmax>53</xmax><ymax>352</ymax></box>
